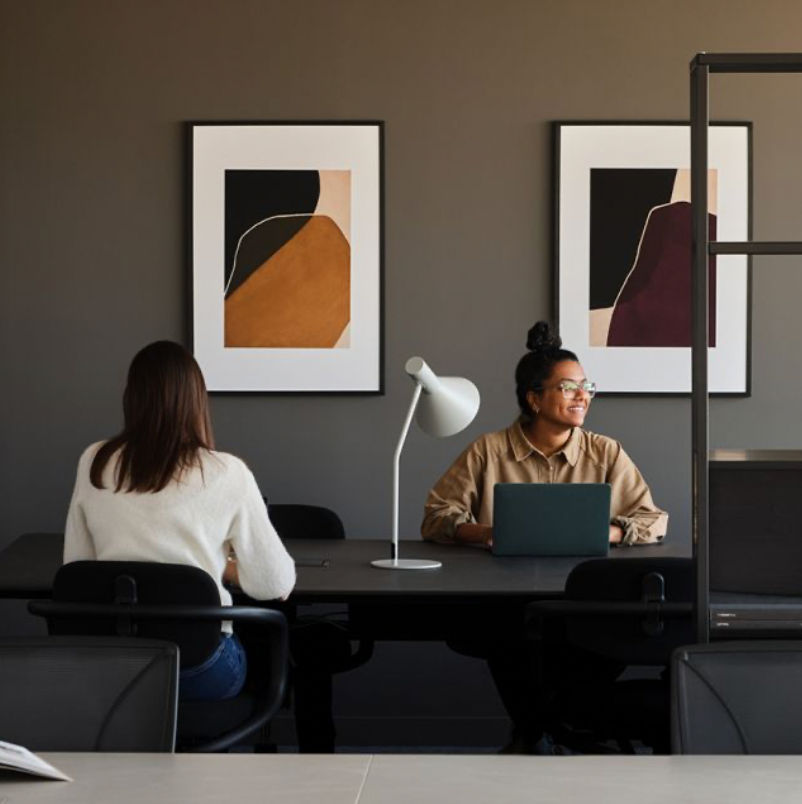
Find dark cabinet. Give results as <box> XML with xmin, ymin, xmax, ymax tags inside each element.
<box><xmin>710</xmin><ymin>450</ymin><xmax>802</xmax><ymax>595</ymax></box>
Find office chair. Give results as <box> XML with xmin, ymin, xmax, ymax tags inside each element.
<box><xmin>27</xmin><ymin>561</ymin><xmax>289</xmax><ymax>753</ymax></box>
<box><xmin>673</xmin><ymin>641</ymin><xmax>802</xmax><ymax>754</ymax></box>
<box><xmin>0</xmin><ymin>635</ymin><xmax>178</xmax><ymax>751</ymax></box>
<box><xmin>268</xmin><ymin>503</ymin><xmax>346</xmax><ymax>541</ymax></box>
<box><xmin>263</xmin><ymin>503</ymin><xmax>373</xmax><ymax>752</ymax></box>
<box><xmin>527</xmin><ymin>557</ymin><xmax>694</xmax><ymax>753</ymax></box>
<box><xmin>265</xmin><ymin>503</ymin><xmax>376</xmax><ymax>684</ymax></box>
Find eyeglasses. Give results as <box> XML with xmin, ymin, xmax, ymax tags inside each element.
<box><xmin>537</xmin><ymin>380</ymin><xmax>597</xmax><ymax>398</ymax></box>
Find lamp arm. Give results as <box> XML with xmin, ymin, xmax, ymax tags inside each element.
<box><xmin>392</xmin><ymin>381</ymin><xmax>423</xmax><ymax>560</ymax></box>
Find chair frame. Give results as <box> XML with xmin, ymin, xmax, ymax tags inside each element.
<box><xmin>0</xmin><ymin>634</ymin><xmax>179</xmax><ymax>752</ymax></box>
<box><xmin>28</xmin><ymin>599</ymin><xmax>288</xmax><ymax>753</ymax></box>
<box><xmin>266</xmin><ymin>501</ymin><xmax>375</xmax><ymax>673</ymax></box>
<box><xmin>527</xmin><ymin>562</ymin><xmax>694</xmax><ymax>753</ymax></box>
<box><xmin>672</xmin><ymin>640</ymin><xmax>802</xmax><ymax>755</ymax></box>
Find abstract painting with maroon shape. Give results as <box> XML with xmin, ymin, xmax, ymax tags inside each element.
<box><xmin>589</xmin><ymin>168</ymin><xmax>717</xmax><ymax>348</ymax></box>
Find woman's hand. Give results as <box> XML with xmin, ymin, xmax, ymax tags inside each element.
<box><xmin>609</xmin><ymin>525</ymin><xmax>624</xmax><ymax>545</ymax></box>
<box><xmin>223</xmin><ymin>555</ymin><xmax>240</xmax><ymax>586</ymax></box>
<box><xmin>455</xmin><ymin>523</ymin><xmax>493</xmax><ymax>548</ymax></box>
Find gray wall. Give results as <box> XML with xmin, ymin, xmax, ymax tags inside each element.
<box><xmin>3</xmin><ymin>0</ymin><xmax>802</xmax><ymax>744</ymax></box>
<box><xmin>4</xmin><ymin>0</ymin><xmax>802</xmax><ymax>556</ymax></box>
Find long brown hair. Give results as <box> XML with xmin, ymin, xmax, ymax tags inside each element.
<box><xmin>91</xmin><ymin>341</ymin><xmax>215</xmax><ymax>493</ymax></box>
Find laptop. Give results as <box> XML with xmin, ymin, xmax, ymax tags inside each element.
<box><xmin>491</xmin><ymin>482</ymin><xmax>611</xmax><ymax>557</ymax></box>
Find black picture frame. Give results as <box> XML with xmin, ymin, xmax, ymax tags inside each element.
<box><xmin>187</xmin><ymin>120</ymin><xmax>384</xmax><ymax>394</ymax></box>
<box><xmin>553</xmin><ymin>121</ymin><xmax>752</xmax><ymax>397</ymax></box>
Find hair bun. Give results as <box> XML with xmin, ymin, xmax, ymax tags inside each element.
<box><xmin>526</xmin><ymin>321</ymin><xmax>562</xmax><ymax>353</ymax></box>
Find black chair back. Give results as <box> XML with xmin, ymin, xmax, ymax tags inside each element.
<box><xmin>50</xmin><ymin>561</ymin><xmax>221</xmax><ymax>667</ymax></box>
<box><xmin>673</xmin><ymin>641</ymin><xmax>802</xmax><ymax>754</ymax></box>
<box><xmin>29</xmin><ymin>564</ymin><xmax>289</xmax><ymax>753</ymax></box>
<box><xmin>267</xmin><ymin>503</ymin><xmax>345</xmax><ymax>540</ymax></box>
<box><xmin>0</xmin><ymin>636</ymin><xmax>178</xmax><ymax>751</ymax></box>
<box><xmin>563</xmin><ymin>557</ymin><xmax>695</xmax><ymax>665</ymax></box>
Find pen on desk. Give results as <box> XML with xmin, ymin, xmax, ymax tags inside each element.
<box><xmin>295</xmin><ymin>558</ymin><xmax>330</xmax><ymax>568</ymax></box>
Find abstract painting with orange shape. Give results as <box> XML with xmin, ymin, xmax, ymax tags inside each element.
<box><xmin>224</xmin><ymin>169</ymin><xmax>351</xmax><ymax>348</ymax></box>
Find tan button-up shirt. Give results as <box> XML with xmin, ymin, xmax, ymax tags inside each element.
<box><xmin>421</xmin><ymin>421</ymin><xmax>667</xmax><ymax>546</ymax></box>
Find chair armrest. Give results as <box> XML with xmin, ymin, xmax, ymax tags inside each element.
<box><xmin>526</xmin><ymin>600</ymin><xmax>693</xmax><ymax>618</ymax></box>
<box><xmin>29</xmin><ymin>599</ymin><xmax>284</xmax><ymax>624</ymax></box>
<box><xmin>526</xmin><ymin>600</ymin><xmax>694</xmax><ymax>643</ymax></box>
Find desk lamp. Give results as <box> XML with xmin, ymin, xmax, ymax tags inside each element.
<box><xmin>372</xmin><ymin>357</ymin><xmax>480</xmax><ymax>570</ymax></box>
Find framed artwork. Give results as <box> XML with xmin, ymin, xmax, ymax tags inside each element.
<box><xmin>188</xmin><ymin>121</ymin><xmax>383</xmax><ymax>393</ymax></box>
<box><xmin>554</xmin><ymin>122</ymin><xmax>751</xmax><ymax>395</ymax></box>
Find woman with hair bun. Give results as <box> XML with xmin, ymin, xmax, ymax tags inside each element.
<box><xmin>420</xmin><ymin>321</ymin><xmax>667</xmax><ymax>753</ymax></box>
<box><xmin>422</xmin><ymin>320</ymin><xmax>667</xmax><ymax>547</ymax></box>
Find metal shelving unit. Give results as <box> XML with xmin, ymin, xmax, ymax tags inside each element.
<box><xmin>691</xmin><ymin>53</ymin><xmax>802</xmax><ymax>641</ymax></box>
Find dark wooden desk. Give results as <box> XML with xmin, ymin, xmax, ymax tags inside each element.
<box><xmin>0</xmin><ymin>533</ymin><xmax>689</xmax><ymax>641</ymax></box>
<box><xmin>0</xmin><ymin>532</ymin><xmax>687</xmax><ymax>601</ymax></box>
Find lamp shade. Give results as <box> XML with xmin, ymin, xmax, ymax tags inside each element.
<box><xmin>405</xmin><ymin>357</ymin><xmax>480</xmax><ymax>437</ymax></box>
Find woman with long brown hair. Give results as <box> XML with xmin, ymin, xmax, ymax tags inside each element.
<box><xmin>64</xmin><ymin>340</ymin><xmax>295</xmax><ymax>700</ymax></box>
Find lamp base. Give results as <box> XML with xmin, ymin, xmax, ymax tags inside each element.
<box><xmin>371</xmin><ymin>558</ymin><xmax>442</xmax><ymax>570</ymax></box>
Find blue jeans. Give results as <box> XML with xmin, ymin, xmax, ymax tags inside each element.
<box><xmin>179</xmin><ymin>633</ymin><xmax>248</xmax><ymax>701</ymax></box>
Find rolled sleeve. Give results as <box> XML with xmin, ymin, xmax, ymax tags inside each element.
<box><xmin>421</xmin><ymin>443</ymin><xmax>485</xmax><ymax>543</ymax></box>
<box><xmin>607</xmin><ymin>443</ymin><xmax>668</xmax><ymax>545</ymax></box>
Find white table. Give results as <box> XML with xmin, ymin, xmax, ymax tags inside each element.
<box><xmin>3</xmin><ymin>754</ymin><xmax>802</xmax><ymax>803</ymax></box>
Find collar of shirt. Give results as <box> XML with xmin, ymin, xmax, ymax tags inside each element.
<box><xmin>507</xmin><ymin>419</ymin><xmax>581</xmax><ymax>466</ymax></box>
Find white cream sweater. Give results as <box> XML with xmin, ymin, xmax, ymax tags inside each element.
<box><xmin>64</xmin><ymin>443</ymin><xmax>296</xmax><ymax>618</ymax></box>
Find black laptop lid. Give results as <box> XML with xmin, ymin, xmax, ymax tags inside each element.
<box><xmin>492</xmin><ymin>483</ymin><xmax>611</xmax><ymax>557</ymax></box>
